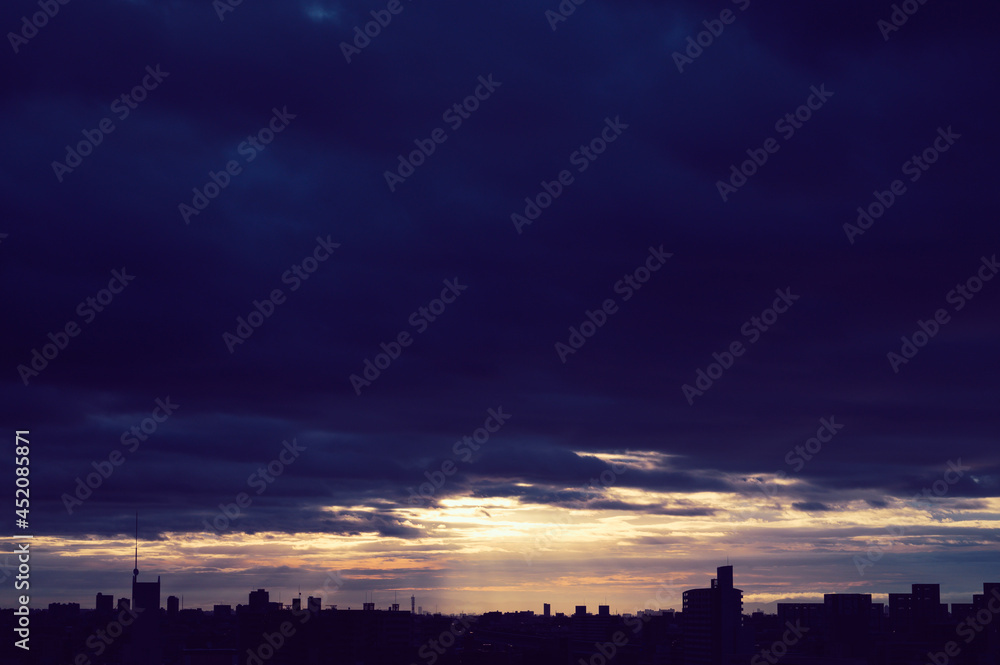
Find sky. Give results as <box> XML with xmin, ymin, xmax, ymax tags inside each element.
<box><xmin>2</xmin><ymin>0</ymin><xmax>999</xmax><ymax>615</ymax></box>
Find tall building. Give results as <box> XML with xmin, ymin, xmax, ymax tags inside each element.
<box><xmin>167</xmin><ymin>595</ymin><xmax>180</xmax><ymax>616</ymax></box>
<box><xmin>682</xmin><ymin>565</ymin><xmax>747</xmax><ymax>665</ymax></box>
<box><xmin>132</xmin><ymin>575</ymin><xmax>160</xmax><ymax>613</ymax></box>
<box><xmin>248</xmin><ymin>588</ymin><xmax>270</xmax><ymax>612</ymax></box>
<box><xmin>543</xmin><ymin>603</ymin><xmax>551</xmax><ymax>617</ymax></box>
<box><xmin>955</xmin><ymin>584</ymin><xmax>1000</xmax><ymax>629</ymax></box>
<box><xmin>824</xmin><ymin>593</ymin><xmax>875</xmax><ymax>658</ymax></box>
<box><xmin>889</xmin><ymin>583</ymin><xmax>946</xmax><ymax>633</ymax></box>
<box><xmin>128</xmin><ymin>514</ymin><xmax>163</xmax><ymax>665</ymax></box>
<box><xmin>411</xmin><ymin>595</ymin><xmax>416</xmax><ymax>614</ymax></box>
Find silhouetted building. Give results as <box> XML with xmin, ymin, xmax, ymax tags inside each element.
<box><xmin>96</xmin><ymin>592</ymin><xmax>113</xmax><ymax>614</ymax></box>
<box><xmin>683</xmin><ymin>565</ymin><xmax>746</xmax><ymax>665</ymax></box>
<box><xmin>952</xmin><ymin>601</ymin><xmax>975</xmax><ymax>621</ymax></box>
<box><xmin>777</xmin><ymin>602</ymin><xmax>824</xmax><ymax>631</ymax></box>
<box><xmin>248</xmin><ymin>588</ymin><xmax>269</xmax><ymax>612</ymax></box>
<box><xmin>308</xmin><ymin>596</ymin><xmax>322</xmax><ymax>613</ymax></box>
<box><xmin>168</xmin><ymin>594</ymin><xmax>180</xmax><ymax>616</ymax></box>
<box><xmin>47</xmin><ymin>602</ymin><xmax>80</xmax><ymax>619</ymax></box>
<box><xmin>971</xmin><ymin>582</ymin><xmax>1000</xmax><ymax>636</ymax></box>
<box><xmin>871</xmin><ymin>602</ymin><xmax>886</xmax><ymax>632</ymax></box>
<box><xmin>127</xmin><ymin>514</ymin><xmax>163</xmax><ymax>665</ymax></box>
<box><xmin>129</xmin><ymin>574</ymin><xmax>162</xmax><ymax>664</ymax></box>
<box><xmin>7</xmin><ymin>570</ymin><xmax>1000</xmax><ymax>665</ymax></box>
<box><xmin>889</xmin><ymin>583</ymin><xmax>946</xmax><ymax>633</ymax></box>
<box><xmin>824</xmin><ymin>593</ymin><xmax>875</xmax><ymax>659</ymax></box>
<box><xmin>984</xmin><ymin>582</ymin><xmax>1000</xmax><ymax>604</ymax></box>
<box><xmin>133</xmin><ymin>577</ymin><xmax>160</xmax><ymax>610</ymax></box>
<box><xmin>544</xmin><ymin>602</ymin><xmax>551</xmax><ymax>617</ymax></box>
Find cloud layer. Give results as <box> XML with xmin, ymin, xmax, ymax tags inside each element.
<box><xmin>2</xmin><ymin>0</ymin><xmax>999</xmax><ymax>611</ymax></box>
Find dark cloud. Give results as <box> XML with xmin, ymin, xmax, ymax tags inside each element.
<box><xmin>3</xmin><ymin>0</ymin><xmax>999</xmax><ymax>608</ymax></box>
<box><xmin>791</xmin><ymin>502</ymin><xmax>834</xmax><ymax>513</ymax></box>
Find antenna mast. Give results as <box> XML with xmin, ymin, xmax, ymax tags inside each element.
<box><xmin>132</xmin><ymin>512</ymin><xmax>139</xmax><ymax>583</ymax></box>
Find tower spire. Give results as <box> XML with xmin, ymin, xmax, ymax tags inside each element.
<box><xmin>133</xmin><ymin>512</ymin><xmax>139</xmax><ymax>583</ymax></box>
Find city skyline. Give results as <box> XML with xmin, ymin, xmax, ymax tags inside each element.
<box><xmin>3</xmin><ymin>0</ymin><xmax>1000</xmax><ymax>639</ymax></box>
<box><xmin>11</xmin><ymin>543</ymin><xmax>999</xmax><ymax>617</ymax></box>
<box><xmin>11</xmin><ymin>568</ymin><xmax>1000</xmax><ymax>664</ymax></box>
<box><xmin>33</xmin><ymin>562</ymin><xmax>999</xmax><ymax>617</ymax></box>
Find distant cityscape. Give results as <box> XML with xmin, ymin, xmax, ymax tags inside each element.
<box><xmin>4</xmin><ymin>561</ymin><xmax>999</xmax><ymax>665</ymax></box>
